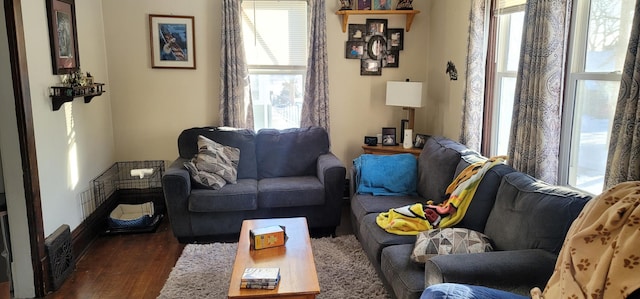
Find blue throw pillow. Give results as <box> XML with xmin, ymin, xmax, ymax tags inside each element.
<box><xmin>353</xmin><ymin>153</ymin><xmax>417</xmax><ymax>196</ymax></box>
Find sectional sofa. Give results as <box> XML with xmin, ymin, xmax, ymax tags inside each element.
<box><xmin>350</xmin><ymin>136</ymin><xmax>592</xmax><ymax>299</ymax></box>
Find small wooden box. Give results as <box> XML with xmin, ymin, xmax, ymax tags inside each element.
<box><xmin>250</xmin><ymin>225</ymin><xmax>287</xmax><ymax>250</ymax></box>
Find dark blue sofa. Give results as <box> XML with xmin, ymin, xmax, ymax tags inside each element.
<box><xmin>162</xmin><ymin>126</ymin><xmax>346</xmax><ymax>243</ymax></box>
<box><xmin>350</xmin><ymin>136</ymin><xmax>592</xmax><ymax>299</ymax></box>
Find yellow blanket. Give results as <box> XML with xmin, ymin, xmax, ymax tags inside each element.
<box><xmin>376</xmin><ymin>156</ymin><xmax>507</xmax><ymax>235</ymax></box>
<box><xmin>531</xmin><ymin>181</ymin><xmax>640</xmax><ymax>298</ymax></box>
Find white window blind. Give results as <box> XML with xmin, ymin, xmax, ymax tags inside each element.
<box><xmin>495</xmin><ymin>0</ymin><xmax>526</xmax><ymax>14</ymax></box>
<box><xmin>241</xmin><ymin>1</ymin><xmax>308</xmax><ymax>67</ymax></box>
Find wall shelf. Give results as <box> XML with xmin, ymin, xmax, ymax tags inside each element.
<box><xmin>335</xmin><ymin>10</ymin><xmax>420</xmax><ymax>32</ymax></box>
<box><xmin>50</xmin><ymin>83</ymin><xmax>105</xmax><ymax>111</ymax></box>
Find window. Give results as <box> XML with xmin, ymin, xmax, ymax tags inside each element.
<box><xmin>485</xmin><ymin>0</ymin><xmax>526</xmax><ymax>156</ymax></box>
<box><xmin>241</xmin><ymin>1</ymin><xmax>308</xmax><ymax>131</ymax></box>
<box><xmin>485</xmin><ymin>0</ymin><xmax>634</xmax><ymax>194</ymax></box>
<box><xmin>561</xmin><ymin>0</ymin><xmax>634</xmax><ymax>194</ymax></box>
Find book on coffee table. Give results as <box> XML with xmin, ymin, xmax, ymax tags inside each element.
<box><xmin>241</xmin><ymin>267</ymin><xmax>280</xmax><ymax>289</ymax></box>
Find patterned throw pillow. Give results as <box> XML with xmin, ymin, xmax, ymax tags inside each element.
<box><xmin>410</xmin><ymin>228</ymin><xmax>493</xmax><ymax>264</ymax></box>
<box><xmin>184</xmin><ymin>135</ymin><xmax>240</xmax><ymax>190</ymax></box>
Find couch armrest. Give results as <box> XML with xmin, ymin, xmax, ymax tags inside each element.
<box><xmin>162</xmin><ymin>158</ymin><xmax>193</xmax><ymax>240</ymax></box>
<box><xmin>425</xmin><ymin>249</ymin><xmax>556</xmax><ymax>295</ymax></box>
<box><xmin>349</xmin><ymin>166</ymin><xmax>358</xmax><ymax>197</ymax></box>
<box><xmin>317</xmin><ymin>152</ymin><xmax>346</xmax><ymax>212</ymax></box>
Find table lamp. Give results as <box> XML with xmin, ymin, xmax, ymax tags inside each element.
<box><xmin>385</xmin><ymin>80</ymin><xmax>424</xmax><ymax>130</ymax></box>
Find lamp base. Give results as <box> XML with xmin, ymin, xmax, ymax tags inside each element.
<box><xmin>403</xmin><ymin>107</ymin><xmax>416</xmax><ymax>130</ymax></box>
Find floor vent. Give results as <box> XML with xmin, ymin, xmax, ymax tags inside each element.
<box><xmin>44</xmin><ymin>224</ymin><xmax>75</xmax><ymax>291</ymax></box>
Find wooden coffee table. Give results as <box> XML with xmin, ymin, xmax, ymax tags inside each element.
<box><xmin>227</xmin><ymin>217</ymin><xmax>320</xmax><ymax>299</ymax></box>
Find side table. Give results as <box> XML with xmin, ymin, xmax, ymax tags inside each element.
<box><xmin>362</xmin><ymin>144</ymin><xmax>422</xmax><ymax>158</ymax></box>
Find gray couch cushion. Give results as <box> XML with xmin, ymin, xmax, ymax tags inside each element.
<box><xmin>484</xmin><ymin>172</ymin><xmax>591</xmax><ymax>253</ymax></box>
<box><xmin>351</xmin><ymin>194</ymin><xmax>421</xmax><ymax>226</ymax></box>
<box><xmin>456</xmin><ymin>163</ymin><xmax>516</xmax><ymax>232</ymax></box>
<box><xmin>359</xmin><ymin>213</ymin><xmax>416</xmax><ymax>265</ymax></box>
<box><xmin>178</xmin><ymin>127</ymin><xmax>257</xmax><ymax>179</ymax></box>
<box><xmin>188</xmin><ymin>179</ymin><xmax>258</xmax><ymax>212</ymax></box>
<box><xmin>258</xmin><ymin>176</ymin><xmax>324</xmax><ymax>208</ymax></box>
<box><xmin>381</xmin><ymin>244</ymin><xmax>428</xmax><ymax>299</ymax></box>
<box><xmin>256</xmin><ymin>127</ymin><xmax>329</xmax><ymax>179</ymax></box>
<box><xmin>417</xmin><ymin>136</ymin><xmax>479</xmax><ymax>203</ymax></box>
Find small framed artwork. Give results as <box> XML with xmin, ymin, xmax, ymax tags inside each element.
<box><xmin>366</xmin><ymin>19</ymin><xmax>387</xmax><ymax>36</ymax></box>
<box><xmin>414</xmin><ymin>134</ymin><xmax>430</xmax><ymax>148</ymax></box>
<box><xmin>357</xmin><ymin>0</ymin><xmax>371</xmax><ymax>10</ymax></box>
<box><xmin>382</xmin><ymin>127</ymin><xmax>397</xmax><ymax>146</ymax></box>
<box><xmin>373</xmin><ymin>0</ymin><xmax>391</xmax><ymax>10</ymax></box>
<box><xmin>149</xmin><ymin>14</ymin><xmax>196</xmax><ymax>69</ymax></box>
<box><xmin>387</xmin><ymin>28</ymin><xmax>404</xmax><ymax>50</ymax></box>
<box><xmin>46</xmin><ymin>0</ymin><xmax>80</xmax><ymax>74</ymax></box>
<box><xmin>366</xmin><ymin>35</ymin><xmax>386</xmax><ymax>60</ymax></box>
<box><xmin>346</xmin><ymin>41</ymin><xmax>365</xmax><ymax>59</ymax></box>
<box><xmin>348</xmin><ymin>24</ymin><xmax>366</xmax><ymax>41</ymax></box>
<box><xmin>361</xmin><ymin>59</ymin><xmax>382</xmax><ymax>76</ymax></box>
<box><xmin>383</xmin><ymin>50</ymin><xmax>399</xmax><ymax>68</ymax></box>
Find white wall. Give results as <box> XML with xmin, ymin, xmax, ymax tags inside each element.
<box><xmin>101</xmin><ymin>0</ymin><xmax>431</xmax><ymax>173</ymax></box>
<box><xmin>21</xmin><ymin>0</ymin><xmax>115</xmax><ymax>236</ymax></box>
<box><xmin>425</xmin><ymin>0</ymin><xmax>472</xmax><ymax>140</ymax></box>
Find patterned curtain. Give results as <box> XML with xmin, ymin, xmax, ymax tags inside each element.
<box><xmin>220</xmin><ymin>0</ymin><xmax>254</xmax><ymax>129</ymax></box>
<box><xmin>507</xmin><ymin>0</ymin><xmax>572</xmax><ymax>184</ymax></box>
<box><xmin>604</xmin><ymin>0</ymin><xmax>640</xmax><ymax>189</ymax></box>
<box><xmin>460</xmin><ymin>0</ymin><xmax>488</xmax><ymax>152</ymax></box>
<box><xmin>300</xmin><ymin>0</ymin><xmax>330</xmax><ymax>132</ymax></box>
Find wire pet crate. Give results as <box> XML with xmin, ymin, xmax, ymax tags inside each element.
<box><xmin>92</xmin><ymin>160</ymin><xmax>165</xmax><ymax>234</ymax></box>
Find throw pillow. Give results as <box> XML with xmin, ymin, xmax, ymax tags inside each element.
<box><xmin>410</xmin><ymin>228</ymin><xmax>493</xmax><ymax>264</ymax></box>
<box><xmin>184</xmin><ymin>160</ymin><xmax>227</xmax><ymax>190</ymax></box>
<box><xmin>184</xmin><ymin>135</ymin><xmax>240</xmax><ymax>189</ymax></box>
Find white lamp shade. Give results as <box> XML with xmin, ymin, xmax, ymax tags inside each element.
<box><xmin>385</xmin><ymin>81</ymin><xmax>424</xmax><ymax>108</ymax></box>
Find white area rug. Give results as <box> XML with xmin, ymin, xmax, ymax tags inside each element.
<box><xmin>158</xmin><ymin>235</ymin><xmax>390</xmax><ymax>299</ymax></box>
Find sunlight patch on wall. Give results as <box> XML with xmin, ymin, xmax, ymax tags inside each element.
<box><xmin>64</xmin><ymin>104</ymin><xmax>78</xmax><ymax>188</ymax></box>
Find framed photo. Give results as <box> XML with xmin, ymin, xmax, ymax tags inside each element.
<box><xmin>346</xmin><ymin>41</ymin><xmax>365</xmax><ymax>59</ymax></box>
<box><xmin>366</xmin><ymin>19</ymin><xmax>387</xmax><ymax>36</ymax></box>
<box><xmin>46</xmin><ymin>0</ymin><xmax>80</xmax><ymax>74</ymax></box>
<box><xmin>373</xmin><ymin>0</ymin><xmax>391</xmax><ymax>10</ymax></box>
<box><xmin>383</xmin><ymin>50</ymin><xmax>399</xmax><ymax>68</ymax></box>
<box><xmin>387</xmin><ymin>28</ymin><xmax>404</xmax><ymax>50</ymax></box>
<box><xmin>357</xmin><ymin>0</ymin><xmax>371</xmax><ymax>10</ymax></box>
<box><xmin>414</xmin><ymin>134</ymin><xmax>430</xmax><ymax>149</ymax></box>
<box><xmin>382</xmin><ymin>127</ymin><xmax>397</xmax><ymax>146</ymax></box>
<box><xmin>366</xmin><ymin>35</ymin><xmax>386</xmax><ymax>60</ymax></box>
<box><xmin>348</xmin><ymin>24</ymin><xmax>366</xmax><ymax>41</ymax></box>
<box><xmin>361</xmin><ymin>59</ymin><xmax>382</xmax><ymax>76</ymax></box>
<box><xmin>149</xmin><ymin>14</ymin><xmax>196</xmax><ymax>69</ymax></box>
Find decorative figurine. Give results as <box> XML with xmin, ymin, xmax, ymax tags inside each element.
<box><xmin>396</xmin><ymin>0</ymin><xmax>413</xmax><ymax>10</ymax></box>
<box><xmin>339</xmin><ymin>0</ymin><xmax>353</xmax><ymax>10</ymax></box>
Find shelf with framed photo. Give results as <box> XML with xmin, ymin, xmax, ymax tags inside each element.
<box><xmin>335</xmin><ymin>9</ymin><xmax>420</xmax><ymax>33</ymax></box>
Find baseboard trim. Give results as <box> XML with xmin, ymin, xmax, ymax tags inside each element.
<box><xmin>70</xmin><ymin>195</ymin><xmax>118</xmax><ymax>258</ymax></box>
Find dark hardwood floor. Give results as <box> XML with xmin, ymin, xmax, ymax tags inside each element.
<box><xmin>44</xmin><ymin>219</ymin><xmax>184</xmax><ymax>299</ymax></box>
<box><xmin>43</xmin><ymin>201</ymin><xmax>352</xmax><ymax>299</ymax></box>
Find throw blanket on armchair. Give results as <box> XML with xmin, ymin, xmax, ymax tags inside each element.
<box><xmin>530</xmin><ymin>181</ymin><xmax>640</xmax><ymax>299</ymax></box>
<box><xmin>376</xmin><ymin>156</ymin><xmax>507</xmax><ymax>235</ymax></box>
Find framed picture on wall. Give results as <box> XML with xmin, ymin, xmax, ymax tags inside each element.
<box><xmin>361</xmin><ymin>59</ymin><xmax>382</xmax><ymax>76</ymax></box>
<box><xmin>149</xmin><ymin>14</ymin><xmax>196</xmax><ymax>69</ymax></box>
<box><xmin>387</xmin><ymin>28</ymin><xmax>404</xmax><ymax>50</ymax></box>
<box><xmin>346</xmin><ymin>41</ymin><xmax>365</xmax><ymax>59</ymax></box>
<box><xmin>366</xmin><ymin>19</ymin><xmax>387</xmax><ymax>36</ymax></box>
<box><xmin>348</xmin><ymin>24</ymin><xmax>366</xmax><ymax>41</ymax></box>
<box><xmin>383</xmin><ymin>50</ymin><xmax>399</xmax><ymax>68</ymax></box>
<box><xmin>46</xmin><ymin>0</ymin><xmax>80</xmax><ymax>74</ymax></box>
